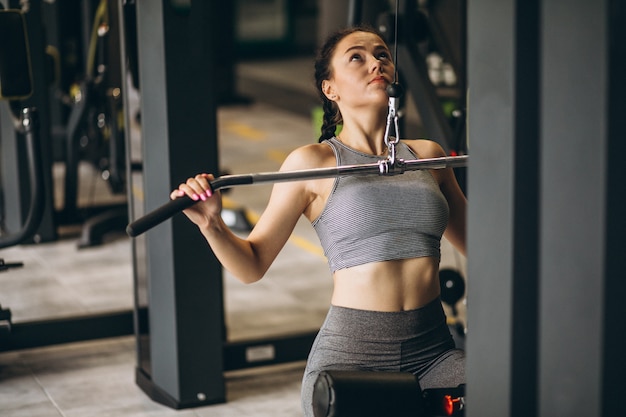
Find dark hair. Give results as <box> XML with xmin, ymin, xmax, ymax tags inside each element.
<box><xmin>314</xmin><ymin>25</ymin><xmax>386</xmax><ymax>143</ymax></box>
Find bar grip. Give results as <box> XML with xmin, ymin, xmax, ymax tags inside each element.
<box><xmin>126</xmin><ymin>174</ymin><xmax>255</xmax><ymax>237</ymax></box>
<box><xmin>126</xmin><ymin>195</ymin><xmax>194</xmax><ymax>237</ymax></box>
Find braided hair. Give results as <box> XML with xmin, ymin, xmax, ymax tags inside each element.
<box><xmin>314</xmin><ymin>25</ymin><xmax>386</xmax><ymax>143</ymax></box>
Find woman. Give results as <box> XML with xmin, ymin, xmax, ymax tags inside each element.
<box><xmin>172</xmin><ymin>26</ymin><xmax>467</xmax><ymax>417</ymax></box>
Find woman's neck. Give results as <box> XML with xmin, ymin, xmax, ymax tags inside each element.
<box><xmin>336</xmin><ymin>104</ymin><xmax>388</xmax><ymax>154</ymax></box>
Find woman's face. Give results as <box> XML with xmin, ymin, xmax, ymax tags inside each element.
<box><xmin>323</xmin><ymin>31</ymin><xmax>394</xmax><ymax>110</ymax></box>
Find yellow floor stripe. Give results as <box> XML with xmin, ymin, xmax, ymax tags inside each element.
<box><xmin>265</xmin><ymin>149</ymin><xmax>289</xmax><ymax>164</ymax></box>
<box><xmin>132</xmin><ymin>185</ymin><xmax>144</xmax><ymax>200</ymax></box>
<box><xmin>288</xmin><ymin>234</ymin><xmax>326</xmax><ymax>259</ymax></box>
<box><xmin>223</xmin><ymin>196</ymin><xmax>326</xmax><ymax>261</ymax></box>
<box><xmin>222</xmin><ymin>196</ymin><xmax>240</xmax><ymax>210</ymax></box>
<box><xmin>223</xmin><ymin>121</ymin><xmax>266</xmax><ymax>141</ymax></box>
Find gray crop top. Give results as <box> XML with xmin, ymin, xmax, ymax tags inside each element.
<box><xmin>312</xmin><ymin>137</ymin><xmax>449</xmax><ymax>272</ymax></box>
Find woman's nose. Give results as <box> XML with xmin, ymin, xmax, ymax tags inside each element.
<box><xmin>370</xmin><ymin>57</ymin><xmax>384</xmax><ymax>73</ymax></box>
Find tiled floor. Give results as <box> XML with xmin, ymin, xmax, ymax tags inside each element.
<box><xmin>0</xmin><ymin>57</ymin><xmax>466</xmax><ymax>416</ymax></box>
<box><xmin>0</xmin><ymin>336</ymin><xmax>307</xmax><ymax>416</ymax></box>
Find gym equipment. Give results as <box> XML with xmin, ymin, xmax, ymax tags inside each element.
<box><xmin>1</xmin><ymin>1</ymin><xmax>131</xmax><ymax>247</ymax></box>
<box><xmin>126</xmin><ymin>154</ymin><xmax>468</xmax><ymax>237</ymax></box>
<box><xmin>439</xmin><ymin>268</ymin><xmax>466</xmax><ymax>349</ymax></box>
<box><xmin>439</xmin><ymin>269</ymin><xmax>465</xmax><ymax>316</ymax></box>
<box><xmin>0</xmin><ymin>5</ymin><xmax>135</xmax><ymax>352</ymax></box>
<box><xmin>465</xmin><ymin>1</ymin><xmax>626</xmax><ymax>415</ymax></box>
<box><xmin>0</xmin><ymin>259</ymin><xmax>23</xmax><ymax>272</ymax></box>
<box><xmin>0</xmin><ymin>2</ymin><xmax>58</xmax><ymax>244</ymax></box>
<box><xmin>0</xmin><ymin>10</ymin><xmax>45</xmax><ymax>248</ymax></box>
<box><xmin>60</xmin><ymin>0</ymin><xmax>129</xmax><ymax>248</ymax></box>
<box><xmin>372</xmin><ymin>0</ymin><xmax>468</xmax><ymax>192</ymax></box>
<box><xmin>313</xmin><ymin>370</ymin><xmax>465</xmax><ymax>417</ymax></box>
<box><xmin>379</xmin><ymin>0</ymin><xmax>467</xmax><ymax>156</ymax></box>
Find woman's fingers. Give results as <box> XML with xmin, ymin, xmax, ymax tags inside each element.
<box><xmin>195</xmin><ymin>173</ymin><xmax>214</xmax><ymax>198</ymax></box>
<box><xmin>185</xmin><ymin>177</ymin><xmax>207</xmax><ymax>201</ymax></box>
<box><xmin>170</xmin><ymin>188</ymin><xmax>186</xmax><ymax>200</ymax></box>
<box><xmin>171</xmin><ymin>173</ymin><xmax>216</xmax><ymax>201</ymax></box>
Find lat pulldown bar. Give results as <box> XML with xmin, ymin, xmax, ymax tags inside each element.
<box><xmin>126</xmin><ymin>155</ymin><xmax>468</xmax><ymax>237</ymax></box>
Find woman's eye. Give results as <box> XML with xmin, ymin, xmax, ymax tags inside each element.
<box><xmin>350</xmin><ymin>53</ymin><xmax>362</xmax><ymax>61</ymax></box>
<box><xmin>378</xmin><ymin>52</ymin><xmax>390</xmax><ymax>60</ymax></box>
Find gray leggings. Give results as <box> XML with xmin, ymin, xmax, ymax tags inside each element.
<box><xmin>301</xmin><ymin>298</ymin><xmax>465</xmax><ymax>417</ymax></box>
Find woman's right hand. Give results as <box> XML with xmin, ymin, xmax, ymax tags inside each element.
<box><xmin>170</xmin><ymin>173</ymin><xmax>222</xmax><ymax>229</ymax></box>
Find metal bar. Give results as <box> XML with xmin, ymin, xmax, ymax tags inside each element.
<box><xmin>126</xmin><ymin>155</ymin><xmax>468</xmax><ymax>238</ymax></box>
<box><xmin>0</xmin><ymin>310</ymin><xmax>135</xmax><ymax>352</ymax></box>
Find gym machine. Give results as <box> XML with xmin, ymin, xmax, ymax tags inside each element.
<box><xmin>1</xmin><ymin>0</ymin><xmax>132</xmax><ymax>249</ymax></box>
<box><xmin>59</xmin><ymin>0</ymin><xmax>129</xmax><ymax>248</ymax></box>
<box><xmin>0</xmin><ymin>0</ymin><xmax>57</xmax><ymax>245</ymax></box>
<box><xmin>0</xmin><ymin>9</ymin><xmax>41</xmax><ymax>333</ymax></box>
<box><xmin>0</xmin><ymin>4</ymin><xmax>135</xmax><ymax>352</ymax></box>
<box><xmin>376</xmin><ymin>0</ymin><xmax>466</xmax><ymax>155</ymax></box>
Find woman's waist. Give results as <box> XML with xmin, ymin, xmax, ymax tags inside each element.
<box><xmin>321</xmin><ymin>296</ymin><xmax>448</xmax><ymax>340</ymax></box>
<box><xmin>331</xmin><ymin>257</ymin><xmax>441</xmax><ymax>312</ymax></box>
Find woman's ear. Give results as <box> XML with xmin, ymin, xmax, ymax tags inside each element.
<box><xmin>322</xmin><ymin>80</ymin><xmax>337</xmax><ymax>101</ymax></box>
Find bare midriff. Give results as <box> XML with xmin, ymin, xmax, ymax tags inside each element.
<box><xmin>331</xmin><ymin>256</ymin><xmax>441</xmax><ymax>312</ymax></box>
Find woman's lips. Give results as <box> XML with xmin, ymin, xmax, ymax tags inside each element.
<box><xmin>369</xmin><ymin>76</ymin><xmax>387</xmax><ymax>84</ymax></box>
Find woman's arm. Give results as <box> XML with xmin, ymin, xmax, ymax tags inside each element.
<box><xmin>172</xmin><ymin>144</ymin><xmax>329</xmax><ymax>283</ymax></box>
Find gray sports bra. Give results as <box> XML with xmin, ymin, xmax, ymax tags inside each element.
<box><xmin>312</xmin><ymin>137</ymin><xmax>449</xmax><ymax>273</ymax></box>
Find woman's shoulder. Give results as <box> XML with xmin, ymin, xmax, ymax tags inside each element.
<box><xmin>401</xmin><ymin>139</ymin><xmax>447</xmax><ymax>159</ymax></box>
<box><xmin>281</xmin><ymin>141</ymin><xmax>336</xmax><ymax>171</ymax></box>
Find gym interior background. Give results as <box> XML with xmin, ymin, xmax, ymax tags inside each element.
<box><xmin>0</xmin><ymin>1</ymin><xmax>624</xmax><ymax>417</ymax></box>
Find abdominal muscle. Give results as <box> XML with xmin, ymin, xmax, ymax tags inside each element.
<box><xmin>330</xmin><ymin>256</ymin><xmax>441</xmax><ymax>312</ymax></box>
